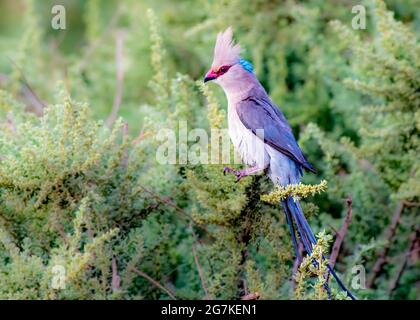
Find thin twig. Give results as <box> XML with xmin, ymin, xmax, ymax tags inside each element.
<box><xmin>327</xmin><ymin>223</ymin><xmax>338</xmax><ymax>235</ymax></box>
<box><xmin>192</xmin><ymin>242</ymin><xmax>210</xmax><ymax>299</ymax></box>
<box><xmin>130</xmin><ymin>267</ymin><xmax>177</xmax><ymax>300</ymax></box>
<box><xmin>190</xmin><ymin>224</ymin><xmax>210</xmax><ymax>299</ymax></box>
<box><xmin>49</xmin><ymin>216</ymin><xmax>69</xmax><ymax>246</ymax></box>
<box><xmin>402</xmin><ymin>200</ymin><xmax>420</xmax><ymax>207</ymax></box>
<box><xmin>329</xmin><ymin>195</ymin><xmax>353</xmax><ymax>269</ymax></box>
<box><xmin>137</xmin><ymin>184</ymin><xmax>211</xmax><ymax>235</ymax></box>
<box><xmin>388</xmin><ymin>230</ymin><xmax>419</xmax><ymax>296</ymax></box>
<box><xmin>0</xmin><ymin>71</ymin><xmax>46</xmax><ymax>116</ymax></box>
<box><xmin>77</xmin><ymin>8</ymin><xmax>123</xmax><ymax>73</ymax></box>
<box><xmin>139</xmin><ymin>185</ymin><xmax>183</xmax><ymax>213</ymax></box>
<box><xmin>106</xmin><ymin>30</ymin><xmax>125</xmax><ymax>128</ymax></box>
<box><xmin>132</xmin><ymin>128</ymin><xmax>153</xmax><ymax>145</ymax></box>
<box><xmin>241</xmin><ymin>292</ymin><xmax>260</xmax><ymax>300</ymax></box>
<box><xmin>6</xmin><ymin>113</ymin><xmax>16</xmax><ymax>133</ymax></box>
<box><xmin>8</xmin><ymin>58</ymin><xmax>47</xmax><ymax>114</ymax></box>
<box><xmin>111</xmin><ymin>256</ymin><xmax>121</xmax><ymax>292</ymax></box>
<box><xmin>121</xmin><ymin>121</ymin><xmax>129</xmax><ymax>167</ymax></box>
<box><xmin>410</xmin><ymin>232</ymin><xmax>420</xmax><ymax>262</ymax></box>
<box><xmin>368</xmin><ymin>201</ymin><xmax>405</xmax><ymax>288</ymax></box>
<box><xmin>0</xmin><ymin>74</ymin><xmax>6</xmax><ymax>85</ymax></box>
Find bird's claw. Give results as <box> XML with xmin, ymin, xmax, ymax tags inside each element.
<box><xmin>223</xmin><ymin>166</ymin><xmax>245</xmax><ymax>182</ymax></box>
<box><xmin>235</xmin><ymin>173</ymin><xmax>245</xmax><ymax>183</ymax></box>
<box><xmin>223</xmin><ymin>166</ymin><xmax>236</xmax><ymax>176</ymax></box>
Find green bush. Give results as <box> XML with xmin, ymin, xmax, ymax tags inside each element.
<box><xmin>0</xmin><ymin>0</ymin><xmax>418</xmax><ymax>300</ymax></box>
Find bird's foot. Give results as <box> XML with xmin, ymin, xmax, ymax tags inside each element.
<box><xmin>223</xmin><ymin>166</ymin><xmax>248</xmax><ymax>183</ymax></box>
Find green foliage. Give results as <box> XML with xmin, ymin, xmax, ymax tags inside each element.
<box><xmin>294</xmin><ymin>231</ymin><xmax>333</xmax><ymax>300</ymax></box>
<box><xmin>0</xmin><ymin>0</ymin><xmax>418</xmax><ymax>300</ymax></box>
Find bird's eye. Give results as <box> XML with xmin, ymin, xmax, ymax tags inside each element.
<box><xmin>219</xmin><ymin>65</ymin><xmax>229</xmax><ymax>74</ymax></box>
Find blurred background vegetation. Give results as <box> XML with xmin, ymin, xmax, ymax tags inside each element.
<box><xmin>0</xmin><ymin>0</ymin><xmax>418</xmax><ymax>299</ymax></box>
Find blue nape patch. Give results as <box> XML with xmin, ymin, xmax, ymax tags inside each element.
<box><xmin>239</xmin><ymin>58</ymin><xmax>253</xmax><ymax>73</ymax></box>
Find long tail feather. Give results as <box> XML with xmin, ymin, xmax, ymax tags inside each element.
<box><xmin>283</xmin><ymin>197</ymin><xmax>356</xmax><ymax>300</ymax></box>
<box><xmin>282</xmin><ymin>202</ymin><xmax>301</xmax><ymax>261</ymax></box>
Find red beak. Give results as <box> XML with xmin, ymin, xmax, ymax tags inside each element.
<box><xmin>204</xmin><ymin>69</ymin><xmax>218</xmax><ymax>83</ymax></box>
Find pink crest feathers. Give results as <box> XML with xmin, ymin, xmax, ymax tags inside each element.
<box><xmin>212</xmin><ymin>26</ymin><xmax>242</xmax><ymax>70</ymax></box>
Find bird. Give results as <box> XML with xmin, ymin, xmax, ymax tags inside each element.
<box><xmin>204</xmin><ymin>27</ymin><xmax>356</xmax><ymax>300</ymax></box>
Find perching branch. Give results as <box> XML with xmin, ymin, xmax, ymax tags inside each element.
<box><xmin>368</xmin><ymin>201</ymin><xmax>405</xmax><ymax>288</ymax></box>
<box><xmin>106</xmin><ymin>30</ymin><xmax>125</xmax><ymax>128</ymax></box>
<box><xmin>130</xmin><ymin>267</ymin><xmax>177</xmax><ymax>300</ymax></box>
<box><xmin>329</xmin><ymin>195</ymin><xmax>353</xmax><ymax>269</ymax></box>
<box><xmin>261</xmin><ymin>180</ymin><xmax>328</xmax><ymax>204</ymax></box>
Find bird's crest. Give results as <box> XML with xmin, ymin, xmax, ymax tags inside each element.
<box><xmin>212</xmin><ymin>27</ymin><xmax>242</xmax><ymax>69</ymax></box>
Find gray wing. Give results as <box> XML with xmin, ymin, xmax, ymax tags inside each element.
<box><xmin>236</xmin><ymin>96</ymin><xmax>316</xmax><ymax>173</ymax></box>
